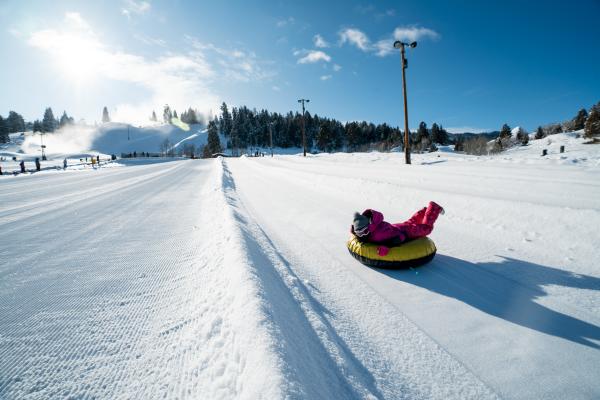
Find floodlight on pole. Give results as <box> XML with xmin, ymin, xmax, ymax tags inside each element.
<box><xmin>393</xmin><ymin>40</ymin><xmax>417</xmax><ymax>165</ymax></box>
<box><xmin>298</xmin><ymin>98</ymin><xmax>310</xmax><ymax>157</ymax></box>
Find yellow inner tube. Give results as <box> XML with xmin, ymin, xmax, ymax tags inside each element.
<box><xmin>347</xmin><ymin>235</ymin><xmax>436</xmax><ymax>269</ymax></box>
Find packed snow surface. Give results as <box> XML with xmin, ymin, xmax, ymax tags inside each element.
<box><xmin>1</xmin><ymin>135</ymin><xmax>599</xmax><ymax>399</ymax></box>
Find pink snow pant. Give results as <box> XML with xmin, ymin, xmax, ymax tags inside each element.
<box><xmin>393</xmin><ymin>202</ymin><xmax>443</xmax><ymax>240</ymax></box>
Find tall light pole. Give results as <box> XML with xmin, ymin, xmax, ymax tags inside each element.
<box><xmin>394</xmin><ymin>40</ymin><xmax>417</xmax><ymax>165</ymax></box>
<box><xmin>269</xmin><ymin>122</ymin><xmax>274</xmax><ymax>157</ymax></box>
<box><xmin>298</xmin><ymin>98</ymin><xmax>310</xmax><ymax>157</ymax></box>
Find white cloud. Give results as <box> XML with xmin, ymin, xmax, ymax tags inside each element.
<box><xmin>27</xmin><ymin>13</ymin><xmax>223</xmax><ymax>124</ymax></box>
<box><xmin>272</xmin><ymin>85</ymin><xmax>281</xmax><ymax>91</ymax></box>
<box><xmin>332</xmin><ymin>64</ymin><xmax>342</xmax><ymax>72</ymax></box>
<box><xmin>313</xmin><ymin>34</ymin><xmax>329</xmax><ymax>48</ymax></box>
<box><xmin>295</xmin><ymin>50</ymin><xmax>331</xmax><ymax>64</ymax></box>
<box><xmin>339</xmin><ymin>28</ymin><xmax>370</xmax><ymax>51</ymax></box>
<box><xmin>340</xmin><ymin>25</ymin><xmax>439</xmax><ymax>57</ymax></box>
<box><xmin>373</xmin><ymin>39</ymin><xmax>394</xmax><ymax>57</ymax></box>
<box><xmin>393</xmin><ymin>26</ymin><xmax>440</xmax><ymax>42</ymax></box>
<box><xmin>320</xmin><ymin>75</ymin><xmax>332</xmax><ymax>81</ymax></box>
<box><xmin>186</xmin><ymin>36</ymin><xmax>275</xmax><ymax>82</ymax></box>
<box><xmin>65</xmin><ymin>12</ymin><xmax>92</xmax><ymax>31</ymax></box>
<box><xmin>276</xmin><ymin>17</ymin><xmax>295</xmax><ymax>27</ymax></box>
<box><xmin>134</xmin><ymin>33</ymin><xmax>166</xmax><ymax>47</ymax></box>
<box><xmin>122</xmin><ymin>0</ymin><xmax>151</xmax><ymax>19</ymax></box>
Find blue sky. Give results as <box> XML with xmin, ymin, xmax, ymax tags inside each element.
<box><xmin>1</xmin><ymin>0</ymin><xmax>599</xmax><ymax>132</ymax></box>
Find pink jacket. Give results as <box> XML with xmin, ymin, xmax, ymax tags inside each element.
<box><xmin>351</xmin><ymin>204</ymin><xmax>443</xmax><ymax>247</ymax></box>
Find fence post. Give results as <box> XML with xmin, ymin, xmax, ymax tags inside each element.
<box><xmin>560</xmin><ymin>145</ymin><xmax>565</xmax><ymax>153</ymax></box>
<box><xmin>542</xmin><ymin>149</ymin><xmax>547</xmax><ymax>156</ymax></box>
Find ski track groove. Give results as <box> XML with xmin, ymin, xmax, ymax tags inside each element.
<box><xmin>0</xmin><ymin>162</ymin><xmax>272</xmax><ymax>399</ymax></box>
<box><xmin>0</xmin><ymin>162</ymin><xmax>158</xmax><ymax>198</ymax></box>
<box><xmin>0</xmin><ymin>164</ymin><xmax>187</xmax><ymax>396</ymax></box>
<box><xmin>0</xmin><ymin>162</ymin><xmax>184</xmax><ymax>229</ymax></box>
<box><xmin>0</xmin><ymin>162</ymin><xmax>187</xmax><ymax>287</ymax></box>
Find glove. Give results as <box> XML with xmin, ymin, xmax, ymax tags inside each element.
<box><xmin>377</xmin><ymin>246</ymin><xmax>389</xmax><ymax>256</ymax></box>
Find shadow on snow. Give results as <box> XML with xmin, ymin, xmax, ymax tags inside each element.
<box><xmin>377</xmin><ymin>255</ymin><xmax>600</xmax><ymax>349</ymax></box>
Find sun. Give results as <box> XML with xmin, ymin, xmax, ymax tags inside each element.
<box><xmin>53</xmin><ymin>34</ymin><xmax>102</xmax><ymax>85</ymax></box>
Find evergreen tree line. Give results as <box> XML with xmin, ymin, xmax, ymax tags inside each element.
<box><xmin>0</xmin><ymin>111</ymin><xmax>26</xmax><ymax>143</ymax></box>
<box><xmin>0</xmin><ymin>108</ymin><xmax>76</xmax><ymax>143</ymax></box>
<box><xmin>32</xmin><ymin>108</ymin><xmax>75</xmax><ymax>133</ymax></box>
<box><xmin>157</xmin><ymin>105</ymin><xmax>204</xmax><ymax>125</ymax></box>
<box><xmin>215</xmin><ymin>102</ymin><xmax>452</xmax><ymax>154</ymax></box>
<box><xmin>533</xmin><ymin>101</ymin><xmax>600</xmax><ymax>139</ymax></box>
<box><xmin>454</xmin><ymin>100</ymin><xmax>600</xmax><ymax>155</ymax></box>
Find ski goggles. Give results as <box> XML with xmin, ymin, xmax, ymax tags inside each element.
<box><xmin>354</xmin><ymin>225</ymin><xmax>370</xmax><ymax>237</ymax></box>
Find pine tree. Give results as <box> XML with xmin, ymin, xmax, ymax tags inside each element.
<box><xmin>571</xmin><ymin>108</ymin><xmax>588</xmax><ymax>131</ymax></box>
<box><xmin>438</xmin><ymin>125</ymin><xmax>450</xmax><ymax>145</ymax></box>
<box><xmin>584</xmin><ymin>106</ymin><xmax>600</xmax><ymax>138</ymax></box>
<box><xmin>42</xmin><ymin>108</ymin><xmax>56</xmax><ymax>132</ymax></box>
<box><xmin>173</xmin><ymin>110</ymin><xmax>178</xmax><ymax>119</ymax></box>
<box><xmin>163</xmin><ymin>105</ymin><xmax>172</xmax><ymax>124</ymax></box>
<box><xmin>415</xmin><ymin>121</ymin><xmax>430</xmax><ymax>151</ymax></box>
<box><xmin>204</xmin><ymin>119</ymin><xmax>222</xmax><ymax>157</ymax></box>
<box><xmin>181</xmin><ymin>107</ymin><xmax>198</xmax><ymax>124</ymax></box>
<box><xmin>316</xmin><ymin>120</ymin><xmax>334</xmax><ymax>152</ymax></box>
<box><xmin>151</xmin><ymin>111</ymin><xmax>157</xmax><ymax>122</ymax></box>
<box><xmin>59</xmin><ymin>111</ymin><xmax>72</xmax><ymax>127</ymax></box>
<box><xmin>33</xmin><ymin>120</ymin><xmax>43</xmax><ymax>133</ymax></box>
<box><xmin>430</xmin><ymin>123</ymin><xmax>442</xmax><ymax>144</ymax></box>
<box><xmin>220</xmin><ymin>102</ymin><xmax>232</xmax><ymax>137</ymax></box>
<box><xmin>345</xmin><ymin>121</ymin><xmax>361</xmax><ymax>151</ymax></box>
<box><xmin>6</xmin><ymin>111</ymin><xmax>25</xmax><ymax>133</ymax></box>
<box><xmin>515</xmin><ymin>127</ymin><xmax>529</xmax><ymax>145</ymax></box>
<box><xmin>499</xmin><ymin>123</ymin><xmax>511</xmax><ymax>139</ymax></box>
<box><xmin>102</xmin><ymin>106</ymin><xmax>110</xmax><ymax>123</ymax></box>
<box><xmin>0</xmin><ymin>115</ymin><xmax>8</xmax><ymax>143</ymax></box>
<box><xmin>535</xmin><ymin>126</ymin><xmax>544</xmax><ymax>139</ymax></box>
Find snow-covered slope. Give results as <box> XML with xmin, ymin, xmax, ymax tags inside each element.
<box><xmin>0</xmin><ymin>133</ymin><xmax>599</xmax><ymax>399</ymax></box>
<box><xmin>0</xmin><ymin>122</ymin><xmax>211</xmax><ymax>160</ymax></box>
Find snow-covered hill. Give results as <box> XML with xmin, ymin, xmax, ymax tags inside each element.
<box><xmin>0</xmin><ymin>122</ymin><xmax>210</xmax><ymax>159</ymax></box>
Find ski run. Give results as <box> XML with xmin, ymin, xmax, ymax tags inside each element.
<box><xmin>1</xmin><ymin>136</ymin><xmax>600</xmax><ymax>399</ymax></box>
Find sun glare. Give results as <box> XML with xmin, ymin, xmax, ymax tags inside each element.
<box><xmin>53</xmin><ymin>34</ymin><xmax>102</xmax><ymax>85</ymax></box>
